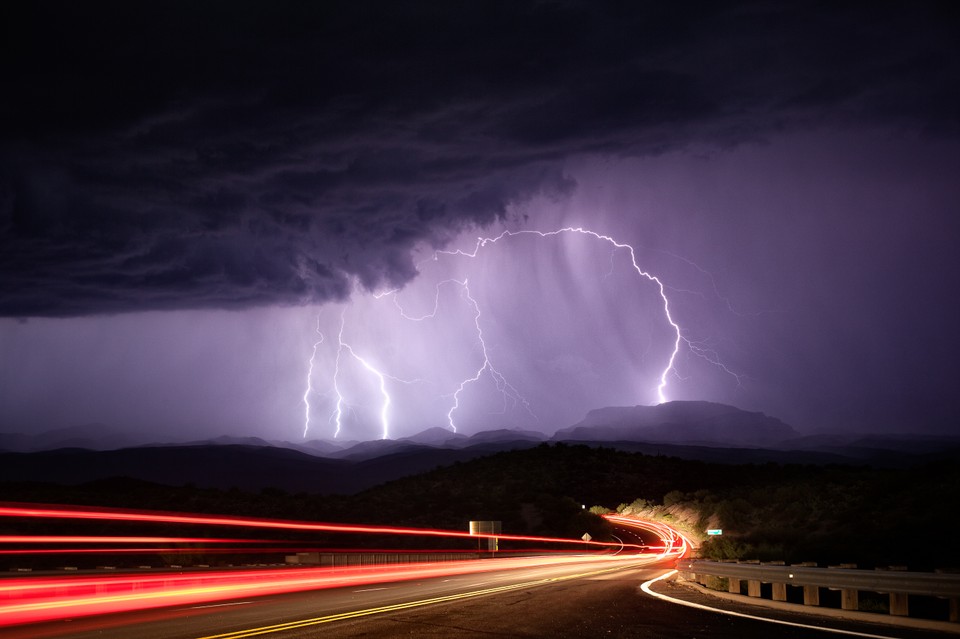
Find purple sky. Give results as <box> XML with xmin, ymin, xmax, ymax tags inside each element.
<box><xmin>2</xmin><ymin>2</ymin><xmax>958</xmax><ymax>442</ymax></box>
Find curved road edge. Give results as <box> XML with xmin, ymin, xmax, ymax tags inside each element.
<box><xmin>641</xmin><ymin>570</ymin><xmax>960</xmax><ymax>638</ymax></box>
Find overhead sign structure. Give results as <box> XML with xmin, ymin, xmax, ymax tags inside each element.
<box><xmin>706</xmin><ymin>529</ymin><xmax>723</xmax><ymax>536</ymax></box>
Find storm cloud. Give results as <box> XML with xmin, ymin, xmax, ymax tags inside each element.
<box><xmin>3</xmin><ymin>1</ymin><xmax>957</xmax><ymax>316</ymax></box>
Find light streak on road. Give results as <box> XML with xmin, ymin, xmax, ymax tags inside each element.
<box><xmin>0</xmin><ymin>546</ymin><xmax>583</xmax><ymax>556</ymax></box>
<box><xmin>0</xmin><ymin>536</ymin><xmax>269</xmax><ymax>544</ymax></box>
<box><xmin>641</xmin><ymin>571</ymin><xmax>902</xmax><ymax>639</ymax></box>
<box><xmin>192</xmin><ymin>559</ymin><xmax>658</xmax><ymax>639</ymax></box>
<box><xmin>0</xmin><ymin>503</ymin><xmax>638</xmax><ymax>548</ymax></box>
<box><xmin>0</xmin><ymin>547</ymin><xmax>313</xmax><ymax>556</ymax></box>
<box><xmin>0</xmin><ymin>503</ymin><xmax>689</xmax><ymax>629</ymax></box>
<box><xmin>0</xmin><ymin>554</ymin><xmax>659</xmax><ymax>628</ymax></box>
<box><xmin>602</xmin><ymin>514</ymin><xmax>692</xmax><ymax>558</ymax></box>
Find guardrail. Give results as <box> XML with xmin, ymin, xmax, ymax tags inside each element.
<box><xmin>286</xmin><ymin>552</ymin><xmax>481</xmax><ymax>566</ymax></box>
<box><xmin>678</xmin><ymin>559</ymin><xmax>960</xmax><ymax>622</ymax></box>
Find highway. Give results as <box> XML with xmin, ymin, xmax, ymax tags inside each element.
<box><xmin>5</xmin><ymin>554</ymin><xmax>955</xmax><ymax>639</ymax></box>
<box><xmin>2</xmin><ymin>505</ymin><xmax>956</xmax><ymax>639</ymax></box>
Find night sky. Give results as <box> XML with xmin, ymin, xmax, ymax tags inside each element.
<box><xmin>2</xmin><ymin>1</ymin><xmax>958</xmax><ymax>443</ymax></box>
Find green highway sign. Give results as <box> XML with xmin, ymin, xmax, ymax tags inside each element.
<box><xmin>706</xmin><ymin>529</ymin><xmax>723</xmax><ymax>536</ymax></box>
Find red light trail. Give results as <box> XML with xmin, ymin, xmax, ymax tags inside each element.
<box><xmin>0</xmin><ymin>555</ymin><xmax>657</xmax><ymax>627</ymax></box>
<box><xmin>602</xmin><ymin>514</ymin><xmax>692</xmax><ymax>558</ymax></box>
<box><xmin>0</xmin><ymin>536</ymin><xmax>270</xmax><ymax>544</ymax></box>
<box><xmin>0</xmin><ymin>503</ymin><xmax>634</xmax><ymax>549</ymax></box>
<box><xmin>0</xmin><ymin>547</ymin><xmax>311</xmax><ymax>556</ymax></box>
<box><xmin>0</xmin><ymin>503</ymin><xmax>692</xmax><ymax>629</ymax></box>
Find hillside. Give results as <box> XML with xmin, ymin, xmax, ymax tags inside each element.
<box><xmin>2</xmin><ymin>443</ymin><xmax>958</xmax><ymax>570</ymax></box>
<box><xmin>0</xmin><ymin>439</ymin><xmax>548</xmax><ymax>494</ymax></box>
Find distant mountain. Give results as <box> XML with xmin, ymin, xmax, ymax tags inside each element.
<box><xmin>400</xmin><ymin>426</ymin><xmax>467</xmax><ymax>447</ymax></box>
<box><xmin>456</xmin><ymin>428</ymin><xmax>546</xmax><ymax>446</ymax></box>
<box><xmin>554</xmin><ymin>401</ymin><xmax>797</xmax><ymax>447</ymax></box>
<box><xmin>326</xmin><ymin>427</ymin><xmax>545</xmax><ymax>461</ymax></box>
<box><xmin>782</xmin><ymin>432</ymin><xmax>960</xmax><ymax>461</ymax></box>
<box><xmin>0</xmin><ymin>423</ymin><xmax>139</xmax><ymax>452</ymax></box>
<box><xmin>0</xmin><ymin>426</ymin><xmax>561</xmax><ymax>495</ymax></box>
<box><xmin>328</xmin><ymin>438</ymin><xmax>436</xmax><ymax>462</ymax></box>
<box><xmin>180</xmin><ymin>435</ymin><xmax>275</xmax><ymax>447</ymax></box>
<box><xmin>0</xmin><ymin>440</ymin><xmax>543</xmax><ymax>494</ymax></box>
<box><xmin>0</xmin><ymin>445</ymin><xmax>355</xmax><ymax>493</ymax></box>
<box><xmin>7</xmin><ymin>404</ymin><xmax>959</xmax><ymax>495</ymax></box>
<box><xmin>294</xmin><ymin>438</ymin><xmax>353</xmax><ymax>455</ymax></box>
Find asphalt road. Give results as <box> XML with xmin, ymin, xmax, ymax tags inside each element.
<box><xmin>4</xmin><ymin>556</ymin><xmax>955</xmax><ymax>639</ymax></box>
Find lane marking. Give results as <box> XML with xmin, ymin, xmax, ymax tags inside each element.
<box><xmin>195</xmin><ymin>561</ymin><xmax>653</xmax><ymax>639</ymax></box>
<box><xmin>353</xmin><ymin>587</ymin><xmax>389</xmax><ymax>593</ymax></box>
<box><xmin>640</xmin><ymin>570</ymin><xmax>902</xmax><ymax>639</ymax></box>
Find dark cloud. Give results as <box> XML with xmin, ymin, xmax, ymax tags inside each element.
<box><xmin>1</xmin><ymin>0</ymin><xmax>957</xmax><ymax>316</ymax></box>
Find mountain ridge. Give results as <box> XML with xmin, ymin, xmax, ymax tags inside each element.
<box><xmin>554</xmin><ymin>401</ymin><xmax>797</xmax><ymax>447</ymax></box>
<box><xmin>5</xmin><ymin>401</ymin><xmax>958</xmax><ymax>495</ymax></box>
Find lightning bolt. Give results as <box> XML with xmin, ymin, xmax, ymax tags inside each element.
<box><xmin>682</xmin><ymin>338</ymin><xmax>747</xmax><ymax>387</ymax></box>
<box><xmin>303</xmin><ymin>225</ymin><xmax>744</xmax><ymax>439</ymax></box>
<box><xmin>301</xmin><ymin>315</ymin><xmax>325</xmax><ymax>438</ymax></box>
<box><xmin>651</xmin><ymin>247</ymin><xmax>777</xmax><ymax>319</ymax></box>
<box><xmin>380</xmin><ymin>278</ymin><xmax>534</xmax><ymax>433</ymax></box>
<box><xmin>447</xmin><ymin>279</ymin><xmax>534</xmax><ymax>432</ymax></box>
<box><xmin>329</xmin><ymin>312</ymin><xmax>419</xmax><ymax>440</ymax></box>
<box><xmin>329</xmin><ymin>318</ymin><xmax>345</xmax><ymax>439</ymax></box>
<box><xmin>436</xmin><ymin>227</ymin><xmax>683</xmax><ymax>404</ymax></box>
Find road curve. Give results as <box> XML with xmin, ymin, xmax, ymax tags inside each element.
<box><xmin>2</xmin><ymin>553</ymin><xmax>661</xmax><ymax>639</ymax></box>
<box><xmin>6</xmin><ymin>553</ymin><xmax>951</xmax><ymax>639</ymax></box>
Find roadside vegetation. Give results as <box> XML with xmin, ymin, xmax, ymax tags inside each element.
<box><xmin>2</xmin><ymin>443</ymin><xmax>957</xmax><ymax>570</ymax></box>
<box><xmin>598</xmin><ymin>460</ymin><xmax>960</xmax><ymax>570</ymax></box>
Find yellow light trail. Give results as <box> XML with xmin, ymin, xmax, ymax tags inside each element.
<box><xmin>195</xmin><ymin>559</ymin><xmax>660</xmax><ymax>639</ymax></box>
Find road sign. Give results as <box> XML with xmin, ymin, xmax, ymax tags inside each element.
<box><xmin>581</xmin><ymin>533</ymin><xmax>592</xmax><ymax>542</ymax></box>
<box><xmin>706</xmin><ymin>529</ymin><xmax>723</xmax><ymax>536</ymax></box>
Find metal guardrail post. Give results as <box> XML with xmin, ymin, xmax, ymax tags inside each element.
<box><xmin>939</xmin><ymin>567</ymin><xmax>960</xmax><ymax>624</ymax></box>
<box><xmin>793</xmin><ymin>562</ymin><xmax>819</xmax><ymax>606</ymax></box>
<box><xmin>764</xmin><ymin>561</ymin><xmax>787</xmax><ymax>601</ymax></box>
<box><xmin>882</xmin><ymin>566</ymin><xmax>909</xmax><ymax>616</ymax></box>
<box><xmin>829</xmin><ymin>564</ymin><xmax>859</xmax><ymax>611</ymax></box>
<box><xmin>729</xmin><ymin>577</ymin><xmax>741</xmax><ymax>594</ymax></box>
<box><xmin>743</xmin><ymin>559</ymin><xmax>761</xmax><ymax>597</ymax></box>
<box><xmin>715</xmin><ymin>559</ymin><xmax>737</xmax><ymax>593</ymax></box>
